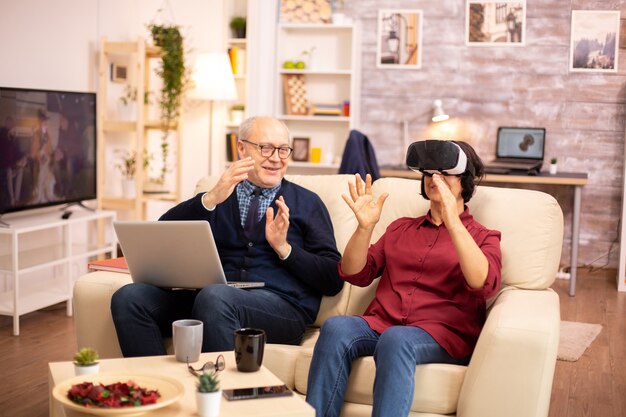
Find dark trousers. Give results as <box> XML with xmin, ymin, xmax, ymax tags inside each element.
<box><xmin>111</xmin><ymin>283</ymin><xmax>308</xmax><ymax>357</ymax></box>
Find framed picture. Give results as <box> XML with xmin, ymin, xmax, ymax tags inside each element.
<box><xmin>376</xmin><ymin>9</ymin><xmax>423</xmax><ymax>69</ymax></box>
<box><xmin>570</xmin><ymin>10</ymin><xmax>620</xmax><ymax>73</ymax></box>
<box><xmin>292</xmin><ymin>137</ymin><xmax>310</xmax><ymax>162</ymax></box>
<box><xmin>280</xmin><ymin>0</ymin><xmax>332</xmax><ymax>24</ymax></box>
<box><xmin>466</xmin><ymin>1</ymin><xmax>526</xmax><ymax>46</ymax></box>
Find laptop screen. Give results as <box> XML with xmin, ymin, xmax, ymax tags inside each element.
<box><xmin>496</xmin><ymin>127</ymin><xmax>546</xmax><ymax>160</ymax></box>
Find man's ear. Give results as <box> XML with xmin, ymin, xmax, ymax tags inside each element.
<box><xmin>236</xmin><ymin>140</ymin><xmax>245</xmax><ymax>159</ymax></box>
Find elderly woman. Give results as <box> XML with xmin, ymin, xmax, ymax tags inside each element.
<box><xmin>306</xmin><ymin>141</ymin><xmax>502</xmax><ymax>417</ymax></box>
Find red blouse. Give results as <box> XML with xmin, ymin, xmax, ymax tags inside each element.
<box><xmin>339</xmin><ymin>208</ymin><xmax>502</xmax><ymax>358</ymax></box>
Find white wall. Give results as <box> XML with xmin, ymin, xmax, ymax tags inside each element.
<box><xmin>0</xmin><ymin>0</ymin><xmax>226</xmax><ymax>213</ymax></box>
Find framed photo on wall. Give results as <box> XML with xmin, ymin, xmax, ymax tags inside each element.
<box><xmin>466</xmin><ymin>1</ymin><xmax>526</xmax><ymax>46</ymax></box>
<box><xmin>376</xmin><ymin>9</ymin><xmax>423</xmax><ymax>69</ymax></box>
<box><xmin>570</xmin><ymin>10</ymin><xmax>620</xmax><ymax>73</ymax></box>
<box><xmin>292</xmin><ymin>137</ymin><xmax>310</xmax><ymax>162</ymax></box>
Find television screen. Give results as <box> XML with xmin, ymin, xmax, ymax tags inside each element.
<box><xmin>0</xmin><ymin>87</ymin><xmax>96</xmax><ymax>215</ymax></box>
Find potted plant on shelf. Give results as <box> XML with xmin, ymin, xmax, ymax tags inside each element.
<box><xmin>114</xmin><ymin>149</ymin><xmax>137</xmax><ymax>198</ymax></box>
<box><xmin>196</xmin><ymin>371</ymin><xmax>221</xmax><ymax>417</ymax></box>
<box><xmin>117</xmin><ymin>84</ymin><xmax>138</xmax><ymax>121</ymax></box>
<box><xmin>549</xmin><ymin>157</ymin><xmax>558</xmax><ymax>175</ymax></box>
<box><xmin>147</xmin><ymin>22</ymin><xmax>189</xmax><ymax>190</ymax></box>
<box><xmin>229</xmin><ymin>16</ymin><xmax>247</xmax><ymax>38</ymax></box>
<box><xmin>73</xmin><ymin>347</ymin><xmax>99</xmax><ymax>375</ymax></box>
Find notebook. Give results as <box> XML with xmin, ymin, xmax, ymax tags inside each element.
<box><xmin>484</xmin><ymin>127</ymin><xmax>546</xmax><ymax>175</ymax></box>
<box><xmin>113</xmin><ymin>221</ymin><xmax>265</xmax><ymax>290</ymax></box>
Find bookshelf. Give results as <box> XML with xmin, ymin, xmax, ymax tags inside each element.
<box><xmin>274</xmin><ymin>22</ymin><xmax>361</xmax><ymax>173</ymax></box>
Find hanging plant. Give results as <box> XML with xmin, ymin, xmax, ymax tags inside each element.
<box><xmin>148</xmin><ymin>23</ymin><xmax>188</xmax><ymax>185</ymax></box>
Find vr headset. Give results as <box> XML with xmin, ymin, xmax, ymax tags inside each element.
<box><xmin>406</xmin><ymin>140</ymin><xmax>474</xmax><ymax>176</ymax></box>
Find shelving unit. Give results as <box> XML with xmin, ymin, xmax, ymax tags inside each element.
<box><xmin>97</xmin><ymin>38</ymin><xmax>182</xmax><ymax>220</ymax></box>
<box><xmin>222</xmin><ymin>0</ymin><xmax>250</xmax><ymax>167</ymax></box>
<box><xmin>274</xmin><ymin>22</ymin><xmax>361</xmax><ymax>173</ymax></box>
<box><xmin>0</xmin><ymin>210</ymin><xmax>117</xmax><ymax>335</ymax></box>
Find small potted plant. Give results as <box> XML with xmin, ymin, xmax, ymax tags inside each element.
<box><xmin>73</xmin><ymin>347</ymin><xmax>99</xmax><ymax>375</ymax></box>
<box><xmin>196</xmin><ymin>371</ymin><xmax>221</xmax><ymax>417</ymax></box>
<box><xmin>549</xmin><ymin>157</ymin><xmax>558</xmax><ymax>175</ymax></box>
<box><xmin>118</xmin><ymin>84</ymin><xmax>138</xmax><ymax>120</ymax></box>
<box><xmin>114</xmin><ymin>149</ymin><xmax>137</xmax><ymax>198</ymax></box>
<box><xmin>229</xmin><ymin>16</ymin><xmax>247</xmax><ymax>38</ymax></box>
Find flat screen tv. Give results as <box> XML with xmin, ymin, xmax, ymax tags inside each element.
<box><xmin>0</xmin><ymin>87</ymin><xmax>97</xmax><ymax>215</ymax></box>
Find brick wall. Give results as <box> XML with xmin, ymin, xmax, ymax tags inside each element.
<box><xmin>343</xmin><ymin>0</ymin><xmax>626</xmax><ymax>269</ymax></box>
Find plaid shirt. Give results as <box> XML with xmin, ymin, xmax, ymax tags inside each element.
<box><xmin>236</xmin><ymin>180</ymin><xmax>281</xmax><ymax>227</ymax></box>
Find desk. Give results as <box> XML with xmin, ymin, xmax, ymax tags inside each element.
<box><xmin>380</xmin><ymin>169</ymin><xmax>588</xmax><ymax>296</ymax></box>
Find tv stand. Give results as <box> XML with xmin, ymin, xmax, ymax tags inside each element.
<box><xmin>61</xmin><ymin>201</ymin><xmax>96</xmax><ymax>212</ymax></box>
<box><xmin>0</xmin><ymin>210</ymin><xmax>117</xmax><ymax>335</ymax></box>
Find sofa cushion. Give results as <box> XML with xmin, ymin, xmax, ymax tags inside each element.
<box><xmin>294</xmin><ymin>348</ymin><xmax>466</xmax><ymax>415</ymax></box>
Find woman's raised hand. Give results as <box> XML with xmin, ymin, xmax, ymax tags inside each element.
<box><xmin>342</xmin><ymin>173</ymin><xmax>388</xmax><ymax>230</ymax></box>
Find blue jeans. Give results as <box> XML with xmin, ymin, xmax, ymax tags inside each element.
<box><xmin>306</xmin><ymin>316</ymin><xmax>469</xmax><ymax>417</ymax></box>
<box><xmin>111</xmin><ymin>283</ymin><xmax>307</xmax><ymax>357</ymax></box>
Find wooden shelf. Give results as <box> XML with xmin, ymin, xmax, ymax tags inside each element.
<box><xmin>278</xmin><ymin>115</ymin><xmax>350</xmax><ymax>122</ymax></box>
<box><xmin>97</xmin><ymin>38</ymin><xmax>182</xmax><ymax>219</ymax></box>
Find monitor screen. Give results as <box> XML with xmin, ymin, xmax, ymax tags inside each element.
<box><xmin>0</xmin><ymin>87</ymin><xmax>97</xmax><ymax>214</ymax></box>
<box><xmin>496</xmin><ymin>127</ymin><xmax>545</xmax><ymax>159</ymax></box>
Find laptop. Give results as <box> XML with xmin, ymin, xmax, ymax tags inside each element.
<box><xmin>484</xmin><ymin>127</ymin><xmax>546</xmax><ymax>175</ymax></box>
<box><xmin>113</xmin><ymin>221</ymin><xmax>265</xmax><ymax>289</ymax></box>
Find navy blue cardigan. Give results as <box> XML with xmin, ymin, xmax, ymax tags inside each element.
<box><xmin>159</xmin><ymin>179</ymin><xmax>343</xmax><ymax>323</ymax></box>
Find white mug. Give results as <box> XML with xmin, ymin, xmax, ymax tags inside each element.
<box><xmin>172</xmin><ymin>319</ymin><xmax>203</xmax><ymax>363</ymax></box>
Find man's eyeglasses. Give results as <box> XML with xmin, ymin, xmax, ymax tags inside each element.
<box><xmin>187</xmin><ymin>354</ymin><xmax>226</xmax><ymax>376</ymax></box>
<box><xmin>241</xmin><ymin>139</ymin><xmax>293</xmax><ymax>159</ymax></box>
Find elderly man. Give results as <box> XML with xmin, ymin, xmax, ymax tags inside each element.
<box><xmin>111</xmin><ymin>116</ymin><xmax>343</xmax><ymax>356</ymax></box>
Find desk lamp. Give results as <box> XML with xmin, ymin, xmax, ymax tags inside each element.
<box><xmin>401</xmin><ymin>99</ymin><xmax>450</xmax><ymax>159</ymax></box>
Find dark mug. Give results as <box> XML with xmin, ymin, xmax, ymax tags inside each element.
<box><xmin>234</xmin><ymin>328</ymin><xmax>266</xmax><ymax>372</ymax></box>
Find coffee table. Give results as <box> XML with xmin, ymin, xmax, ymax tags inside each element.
<box><xmin>48</xmin><ymin>351</ymin><xmax>314</xmax><ymax>417</ymax></box>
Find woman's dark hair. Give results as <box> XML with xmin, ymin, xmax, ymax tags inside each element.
<box><xmin>420</xmin><ymin>140</ymin><xmax>484</xmax><ymax>203</ymax></box>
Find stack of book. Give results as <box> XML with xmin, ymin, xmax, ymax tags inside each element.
<box><xmin>88</xmin><ymin>257</ymin><xmax>129</xmax><ymax>274</ymax></box>
<box><xmin>312</xmin><ymin>102</ymin><xmax>342</xmax><ymax>116</ymax></box>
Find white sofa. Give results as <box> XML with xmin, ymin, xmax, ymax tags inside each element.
<box><xmin>74</xmin><ymin>175</ymin><xmax>562</xmax><ymax>417</ymax></box>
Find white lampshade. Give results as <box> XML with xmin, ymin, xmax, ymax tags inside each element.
<box><xmin>431</xmin><ymin>99</ymin><xmax>449</xmax><ymax>122</ymax></box>
<box><xmin>189</xmin><ymin>52</ymin><xmax>238</xmax><ymax>101</ymax></box>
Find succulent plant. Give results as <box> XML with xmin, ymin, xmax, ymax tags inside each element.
<box><xmin>197</xmin><ymin>371</ymin><xmax>220</xmax><ymax>393</ymax></box>
<box><xmin>74</xmin><ymin>347</ymin><xmax>99</xmax><ymax>366</ymax></box>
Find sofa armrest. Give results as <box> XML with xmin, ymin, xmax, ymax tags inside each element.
<box><xmin>73</xmin><ymin>271</ymin><xmax>132</xmax><ymax>359</ymax></box>
<box><xmin>458</xmin><ymin>289</ymin><xmax>559</xmax><ymax>417</ymax></box>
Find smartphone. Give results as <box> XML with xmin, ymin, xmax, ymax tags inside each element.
<box><xmin>222</xmin><ymin>384</ymin><xmax>293</xmax><ymax>401</ymax></box>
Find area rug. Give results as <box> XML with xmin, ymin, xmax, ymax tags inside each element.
<box><xmin>558</xmin><ymin>321</ymin><xmax>602</xmax><ymax>362</ymax></box>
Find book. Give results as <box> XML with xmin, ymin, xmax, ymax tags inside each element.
<box><xmin>226</xmin><ymin>132</ymin><xmax>238</xmax><ymax>162</ymax></box>
<box><xmin>88</xmin><ymin>257</ymin><xmax>129</xmax><ymax>274</ymax></box>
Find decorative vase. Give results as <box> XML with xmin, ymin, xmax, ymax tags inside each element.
<box><xmin>549</xmin><ymin>163</ymin><xmax>558</xmax><ymax>175</ymax></box>
<box><xmin>122</xmin><ymin>179</ymin><xmax>136</xmax><ymax>198</ymax></box>
<box><xmin>74</xmin><ymin>363</ymin><xmax>100</xmax><ymax>376</ymax></box>
<box><xmin>196</xmin><ymin>390</ymin><xmax>222</xmax><ymax>417</ymax></box>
